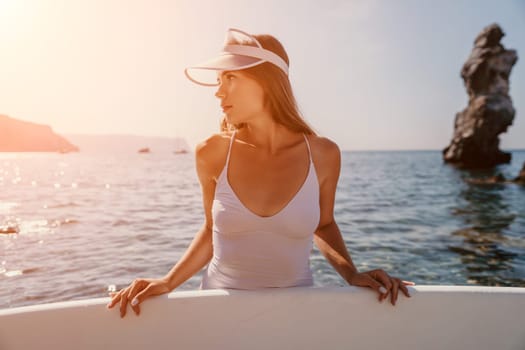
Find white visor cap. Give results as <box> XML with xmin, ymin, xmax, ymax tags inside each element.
<box><xmin>184</xmin><ymin>28</ymin><xmax>289</xmax><ymax>86</ymax></box>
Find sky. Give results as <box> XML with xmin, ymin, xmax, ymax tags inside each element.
<box><xmin>0</xmin><ymin>0</ymin><xmax>524</xmax><ymax>151</ymax></box>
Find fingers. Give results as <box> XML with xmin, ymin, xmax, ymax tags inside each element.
<box><xmin>119</xmin><ymin>290</ymin><xmax>129</xmax><ymax>318</ymax></box>
<box><xmin>106</xmin><ymin>291</ymin><xmax>121</xmax><ymax>309</ymax></box>
<box><xmin>127</xmin><ymin>279</ymin><xmax>145</xmax><ymax>301</ymax></box>
<box><xmin>105</xmin><ymin>282</ymin><xmax>139</xmax><ymax>317</ymax></box>
<box><xmin>129</xmin><ymin>282</ymin><xmax>157</xmax><ymax>316</ymax></box>
<box><xmin>371</xmin><ymin>269</ymin><xmax>393</xmax><ymax>293</ymax></box>
<box><xmin>399</xmin><ymin>281</ymin><xmax>412</xmax><ymax>298</ymax></box>
<box><xmin>382</xmin><ymin>276</ymin><xmax>411</xmax><ymax>305</ymax></box>
<box><xmin>368</xmin><ymin>269</ymin><xmax>391</xmax><ymax>302</ymax></box>
<box><xmin>390</xmin><ymin>277</ymin><xmax>415</xmax><ymax>305</ymax></box>
<box><xmin>133</xmin><ymin>279</ymin><xmax>170</xmax><ymax>307</ymax></box>
<box><xmin>107</xmin><ymin>288</ymin><xmax>135</xmax><ymax>318</ymax></box>
<box><xmin>350</xmin><ymin>272</ymin><xmax>388</xmax><ymax>302</ymax></box>
<box><xmin>127</xmin><ymin>279</ymin><xmax>147</xmax><ymax>316</ymax></box>
<box><xmin>107</xmin><ymin>279</ymin><xmax>159</xmax><ymax>317</ymax></box>
<box><xmin>131</xmin><ymin>284</ymin><xmax>154</xmax><ymax>315</ymax></box>
<box><xmin>120</xmin><ymin>279</ymin><xmax>147</xmax><ymax>317</ymax></box>
<box><xmin>360</xmin><ymin>269</ymin><xmax>413</xmax><ymax>305</ymax></box>
<box><xmin>391</xmin><ymin>278</ymin><xmax>399</xmax><ymax>305</ymax></box>
<box><xmin>130</xmin><ymin>299</ymin><xmax>141</xmax><ymax>316</ymax></box>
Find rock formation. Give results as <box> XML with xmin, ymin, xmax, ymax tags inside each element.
<box><xmin>465</xmin><ymin>161</ymin><xmax>525</xmax><ymax>186</ymax></box>
<box><xmin>443</xmin><ymin>23</ymin><xmax>518</xmax><ymax>168</ymax></box>
<box><xmin>0</xmin><ymin>114</ymin><xmax>78</xmax><ymax>152</ymax></box>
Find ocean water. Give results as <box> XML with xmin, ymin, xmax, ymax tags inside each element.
<box><xmin>1</xmin><ymin>148</ymin><xmax>524</xmax><ymax>309</ymax></box>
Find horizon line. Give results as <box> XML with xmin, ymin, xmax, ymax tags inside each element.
<box><xmin>62</xmin><ymin>132</ymin><xmax>525</xmax><ymax>153</ymax></box>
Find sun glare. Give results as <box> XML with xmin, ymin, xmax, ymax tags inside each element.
<box><xmin>0</xmin><ymin>0</ymin><xmax>17</xmax><ymax>11</ymax></box>
<box><xmin>0</xmin><ymin>0</ymin><xmax>20</xmax><ymax>21</ymax></box>
<box><xmin>0</xmin><ymin>0</ymin><xmax>36</xmax><ymax>41</ymax></box>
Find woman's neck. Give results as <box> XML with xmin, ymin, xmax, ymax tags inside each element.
<box><xmin>240</xmin><ymin>121</ymin><xmax>300</xmax><ymax>156</ymax></box>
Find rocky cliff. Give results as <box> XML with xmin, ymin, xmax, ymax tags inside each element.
<box><xmin>0</xmin><ymin>114</ymin><xmax>79</xmax><ymax>152</ymax></box>
<box><xmin>443</xmin><ymin>23</ymin><xmax>518</xmax><ymax>168</ymax></box>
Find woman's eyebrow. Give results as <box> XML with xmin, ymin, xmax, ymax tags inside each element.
<box><xmin>218</xmin><ymin>71</ymin><xmax>233</xmax><ymax>77</ymax></box>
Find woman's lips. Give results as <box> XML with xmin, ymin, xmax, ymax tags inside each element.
<box><xmin>222</xmin><ymin>106</ymin><xmax>232</xmax><ymax>112</ymax></box>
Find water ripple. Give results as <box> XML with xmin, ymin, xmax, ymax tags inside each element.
<box><xmin>1</xmin><ymin>150</ymin><xmax>524</xmax><ymax>309</ymax></box>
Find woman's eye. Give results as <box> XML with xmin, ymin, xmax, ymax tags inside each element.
<box><xmin>217</xmin><ymin>74</ymin><xmax>234</xmax><ymax>84</ymax></box>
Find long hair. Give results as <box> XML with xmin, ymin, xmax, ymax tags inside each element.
<box><xmin>220</xmin><ymin>33</ymin><xmax>316</xmax><ymax>135</ymax></box>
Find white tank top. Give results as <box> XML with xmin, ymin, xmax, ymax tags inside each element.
<box><xmin>201</xmin><ymin>132</ymin><xmax>320</xmax><ymax>289</ymax></box>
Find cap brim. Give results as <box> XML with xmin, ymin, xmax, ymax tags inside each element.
<box><xmin>185</xmin><ymin>53</ymin><xmax>262</xmax><ymax>86</ymax></box>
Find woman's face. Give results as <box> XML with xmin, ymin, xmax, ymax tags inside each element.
<box><xmin>215</xmin><ymin>70</ymin><xmax>266</xmax><ymax>125</ymax></box>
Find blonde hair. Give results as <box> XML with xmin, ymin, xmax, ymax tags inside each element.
<box><xmin>220</xmin><ymin>33</ymin><xmax>316</xmax><ymax>135</ymax></box>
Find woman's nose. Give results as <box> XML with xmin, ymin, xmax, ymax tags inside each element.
<box><xmin>215</xmin><ymin>85</ymin><xmax>225</xmax><ymax>98</ymax></box>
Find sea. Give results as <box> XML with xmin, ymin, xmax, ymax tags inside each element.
<box><xmin>1</xmin><ymin>140</ymin><xmax>524</xmax><ymax>309</ymax></box>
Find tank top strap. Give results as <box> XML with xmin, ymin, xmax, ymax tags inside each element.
<box><xmin>303</xmin><ymin>134</ymin><xmax>313</xmax><ymax>164</ymax></box>
<box><xmin>224</xmin><ymin>131</ymin><xmax>237</xmax><ymax>170</ymax></box>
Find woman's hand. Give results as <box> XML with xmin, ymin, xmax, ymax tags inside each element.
<box><xmin>347</xmin><ymin>269</ymin><xmax>415</xmax><ymax>305</ymax></box>
<box><xmin>106</xmin><ymin>278</ymin><xmax>171</xmax><ymax>318</ymax></box>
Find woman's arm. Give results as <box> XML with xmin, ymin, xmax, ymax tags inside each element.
<box><xmin>312</xmin><ymin>137</ymin><xmax>413</xmax><ymax>305</ymax></box>
<box><xmin>108</xmin><ymin>223</ymin><xmax>212</xmax><ymax>318</ymax></box>
<box><xmin>314</xmin><ymin>221</ymin><xmax>357</xmax><ymax>284</ymax></box>
<box><xmin>161</xmin><ymin>137</ymin><xmax>220</xmax><ymax>291</ymax></box>
<box><xmin>107</xmin><ymin>134</ymin><xmax>229</xmax><ymax>317</ymax></box>
<box><xmin>315</xmin><ymin>220</ymin><xmax>413</xmax><ymax>304</ymax></box>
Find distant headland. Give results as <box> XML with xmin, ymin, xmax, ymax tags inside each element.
<box><xmin>0</xmin><ymin>114</ymin><xmax>79</xmax><ymax>153</ymax></box>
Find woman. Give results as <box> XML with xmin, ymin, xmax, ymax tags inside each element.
<box><xmin>108</xmin><ymin>28</ymin><xmax>413</xmax><ymax>318</ymax></box>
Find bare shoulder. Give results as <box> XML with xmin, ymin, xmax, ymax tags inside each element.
<box><xmin>307</xmin><ymin>135</ymin><xmax>341</xmax><ymax>166</ymax></box>
<box><xmin>195</xmin><ymin>132</ymin><xmax>233</xmax><ymax>180</ymax></box>
<box><xmin>306</xmin><ymin>135</ymin><xmax>341</xmax><ymax>184</ymax></box>
<box><xmin>195</xmin><ymin>132</ymin><xmax>232</xmax><ymax>157</ymax></box>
